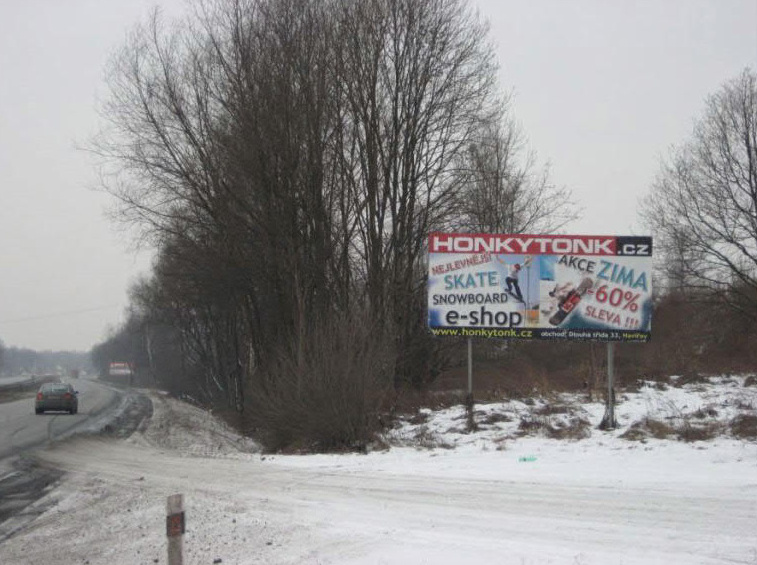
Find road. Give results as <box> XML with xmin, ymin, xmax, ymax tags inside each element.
<box><xmin>1</xmin><ymin>386</ymin><xmax>755</xmax><ymax>563</ymax></box>
<box><xmin>0</xmin><ymin>377</ymin><xmax>120</xmax><ymax>462</ymax></box>
<box><xmin>1</xmin><ymin>436</ymin><xmax>755</xmax><ymax>565</ymax></box>
<box><xmin>0</xmin><ymin>378</ymin><xmax>141</xmax><ymax>539</ymax></box>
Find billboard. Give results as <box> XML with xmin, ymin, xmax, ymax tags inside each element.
<box><xmin>427</xmin><ymin>233</ymin><xmax>652</xmax><ymax>342</ymax></box>
<box><xmin>108</xmin><ymin>362</ymin><xmax>133</xmax><ymax>377</ymax></box>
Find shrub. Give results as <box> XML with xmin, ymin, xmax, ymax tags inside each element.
<box><xmin>517</xmin><ymin>413</ymin><xmax>590</xmax><ymax>440</ymax></box>
<box><xmin>692</xmin><ymin>406</ymin><xmax>719</xmax><ymax>419</ymax></box>
<box><xmin>676</xmin><ymin>422</ymin><xmax>721</xmax><ymax>442</ymax></box>
<box><xmin>620</xmin><ymin>418</ymin><xmax>675</xmax><ymax>441</ymax></box>
<box><xmin>407</xmin><ymin>411</ymin><xmax>431</xmax><ymax>425</ymax></box>
<box><xmin>672</xmin><ymin>373</ymin><xmax>710</xmax><ymax>387</ymax></box>
<box><xmin>732</xmin><ymin>399</ymin><xmax>755</xmax><ymax>410</ymax></box>
<box><xmin>412</xmin><ymin>425</ymin><xmax>455</xmax><ymax>450</ymax></box>
<box><xmin>731</xmin><ymin>414</ymin><xmax>757</xmax><ymax>440</ymax></box>
<box><xmin>479</xmin><ymin>411</ymin><xmax>513</xmax><ymax>425</ymax></box>
<box><xmin>619</xmin><ymin>426</ymin><xmax>648</xmax><ymax>441</ymax></box>
<box><xmin>517</xmin><ymin>416</ymin><xmax>544</xmax><ymax>434</ymax></box>
<box><xmin>534</xmin><ymin>403</ymin><xmax>571</xmax><ymax>416</ymax></box>
<box><xmin>545</xmin><ymin>416</ymin><xmax>591</xmax><ymax>440</ymax></box>
<box><xmin>247</xmin><ymin>310</ymin><xmax>395</xmax><ymax>453</ymax></box>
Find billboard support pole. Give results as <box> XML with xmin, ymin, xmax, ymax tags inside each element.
<box><xmin>466</xmin><ymin>337</ymin><xmax>475</xmax><ymax>430</ymax></box>
<box><xmin>467</xmin><ymin>338</ymin><xmax>473</xmax><ymax>397</ymax></box>
<box><xmin>600</xmin><ymin>342</ymin><xmax>617</xmax><ymax>430</ymax></box>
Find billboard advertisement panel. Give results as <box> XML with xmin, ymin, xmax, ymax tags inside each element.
<box><xmin>108</xmin><ymin>362</ymin><xmax>133</xmax><ymax>377</ymax></box>
<box><xmin>427</xmin><ymin>233</ymin><xmax>652</xmax><ymax>342</ymax></box>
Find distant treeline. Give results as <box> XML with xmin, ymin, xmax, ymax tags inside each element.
<box><xmin>0</xmin><ymin>345</ymin><xmax>92</xmax><ymax>377</ymax></box>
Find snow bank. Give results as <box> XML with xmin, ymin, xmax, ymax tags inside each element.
<box><xmin>1</xmin><ymin>377</ymin><xmax>755</xmax><ymax>565</ymax></box>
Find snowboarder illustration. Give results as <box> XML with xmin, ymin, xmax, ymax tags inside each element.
<box><xmin>541</xmin><ymin>281</ymin><xmax>575</xmax><ymax>317</ymax></box>
<box><xmin>548</xmin><ymin>277</ymin><xmax>594</xmax><ymax>326</ymax></box>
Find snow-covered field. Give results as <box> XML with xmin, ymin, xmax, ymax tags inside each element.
<box><xmin>2</xmin><ymin>376</ymin><xmax>756</xmax><ymax>564</ymax></box>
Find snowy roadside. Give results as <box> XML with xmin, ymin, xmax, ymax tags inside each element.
<box><xmin>128</xmin><ymin>391</ymin><xmax>260</xmax><ymax>458</ymax></box>
<box><xmin>1</xmin><ymin>377</ymin><xmax>756</xmax><ymax>564</ymax></box>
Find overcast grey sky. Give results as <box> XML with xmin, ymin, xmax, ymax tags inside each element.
<box><xmin>1</xmin><ymin>0</ymin><xmax>755</xmax><ymax>352</ymax></box>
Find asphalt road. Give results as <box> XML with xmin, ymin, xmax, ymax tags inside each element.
<box><xmin>0</xmin><ymin>377</ymin><xmax>119</xmax><ymax>462</ymax></box>
<box><xmin>0</xmin><ymin>377</ymin><xmax>129</xmax><ymax>538</ymax></box>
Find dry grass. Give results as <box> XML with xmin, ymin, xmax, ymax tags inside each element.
<box><xmin>672</xmin><ymin>373</ymin><xmax>710</xmax><ymax>387</ymax></box>
<box><xmin>382</xmin><ymin>373</ymin><xmax>757</xmax><ymax>451</ymax></box>
<box><xmin>534</xmin><ymin>403</ymin><xmax>571</xmax><ymax>416</ymax></box>
<box><xmin>692</xmin><ymin>406</ymin><xmax>719</xmax><ymax>419</ymax></box>
<box><xmin>676</xmin><ymin>421</ymin><xmax>722</xmax><ymax>442</ymax></box>
<box><xmin>731</xmin><ymin>414</ymin><xmax>757</xmax><ymax>440</ymax></box>
<box><xmin>621</xmin><ymin>416</ymin><xmax>723</xmax><ymax>443</ymax></box>
<box><xmin>412</xmin><ymin>425</ymin><xmax>455</xmax><ymax>450</ymax></box>
<box><xmin>479</xmin><ymin>411</ymin><xmax>513</xmax><ymax>425</ymax></box>
<box><xmin>517</xmin><ymin>416</ymin><xmax>544</xmax><ymax>434</ymax></box>
<box><xmin>545</xmin><ymin>416</ymin><xmax>591</xmax><ymax>440</ymax></box>
<box><xmin>619</xmin><ymin>426</ymin><xmax>647</xmax><ymax>441</ymax></box>
<box><xmin>517</xmin><ymin>413</ymin><xmax>591</xmax><ymax>440</ymax></box>
<box><xmin>407</xmin><ymin>411</ymin><xmax>431</xmax><ymax>425</ymax></box>
<box><xmin>732</xmin><ymin>398</ymin><xmax>755</xmax><ymax>410</ymax></box>
<box><xmin>620</xmin><ymin>418</ymin><xmax>675</xmax><ymax>441</ymax></box>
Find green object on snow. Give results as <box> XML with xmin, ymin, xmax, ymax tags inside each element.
<box><xmin>518</xmin><ymin>456</ymin><xmax>537</xmax><ymax>462</ymax></box>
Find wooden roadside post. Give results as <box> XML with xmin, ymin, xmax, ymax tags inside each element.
<box><xmin>166</xmin><ymin>494</ymin><xmax>185</xmax><ymax>565</ymax></box>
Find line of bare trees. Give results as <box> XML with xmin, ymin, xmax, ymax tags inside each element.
<box><xmin>450</xmin><ymin>68</ymin><xmax>757</xmax><ymax>397</ymax></box>
<box><xmin>90</xmin><ymin>0</ymin><xmax>571</xmax><ymax>451</ymax></box>
<box><xmin>643</xmin><ymin>68</ymin><xmax>757</xmax><ymax>320</ymax></box>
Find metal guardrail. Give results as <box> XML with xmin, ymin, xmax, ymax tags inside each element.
<box><xmin>0</xmin><ymin>375</ymin><xmax>61</xmax><ymax>393</ymax></box>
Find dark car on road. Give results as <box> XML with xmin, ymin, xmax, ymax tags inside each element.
<box><xmin>35</xmin><ymin>383</ymin><xmax>78</xmax><ymax>415</ymax></box>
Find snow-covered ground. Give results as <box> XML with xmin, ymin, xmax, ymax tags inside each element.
<box><xmin>2</xmin><ymin>376</ymin><xmax>756</xmax><ymax>564</ymax></box>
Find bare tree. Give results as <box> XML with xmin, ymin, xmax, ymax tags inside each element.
<box><xmin>95</xmin><ymin>0</ymin><xmax>347</xmax><ymax>404</ymax></box>
<box><xmin>333</xmin><ymin>0</ymin><xmax>500</xmax><ymax>385</ymax></box>
<box><xmin>454</xmin><ymin>109</ymin><xmax>577</xmax><ymax>234</ymax></box>
<box><xmin>94</xmin><ymin>0</ymin><xmax>579</xmax><ymax>448</ymax></box>
<box><xmin>643</xmin><ymin>68</ymin><xmax>757</xmax><ymax>319</ymax></box>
